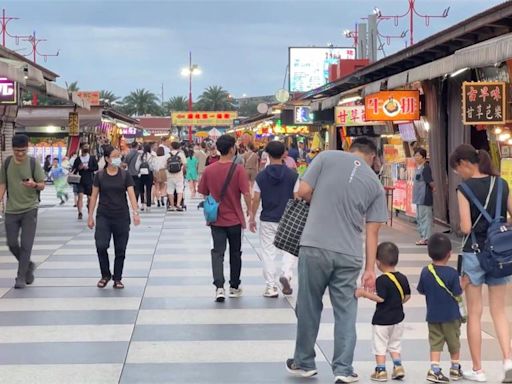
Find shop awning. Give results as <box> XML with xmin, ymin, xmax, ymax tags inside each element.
<box><xmin>408</xmin><ymin>55</ymin><xmax>455</xmax><ymax>83</ymax></box>
<box><xmin>311</xmin><ymin>94</ymin><xmax>341</xmax><ymax>111</ymax></box>
<box><xmin>45</xmin><ymin>80</ymin><xmax>69</xmax><ymax>101</ymax></box>
<box><xmin>0</xmin><ymin>60</ymin><xmax>26</xmax><ymax>85</ymax></box>
<box><xmin>453</xmin><ymin>32</ymin><xmax>512</xmax><ymax>69</ymax></box>
<box><xmin>387</xmin><ymin>71</ymin><xmax>410</xmax><ymax>89</ymax></box>
<box><xmin>362</xmin><ymin>80</ymin><xmax>383</xmax><ymax>97</ymax></box>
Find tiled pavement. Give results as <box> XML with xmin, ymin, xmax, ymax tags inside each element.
<box><xmin>0</xmin><ymin>186</ymin><xmax>507</xmax><ymax>383</ymax></box>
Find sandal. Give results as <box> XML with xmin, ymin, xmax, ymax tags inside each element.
<box><xmin>97</xmin><ymin>277</ymin><xmax>111</xmax><ymax>288</ymax></box>
<box><xmin>113</xmin><ymin>281</ymin><xmax>124</xmax><ymax>289</ymax></box>
<box><xmin>415</xmin><ymin>240</ymin><xmax>428</xmax><ymax>246</ymax></box>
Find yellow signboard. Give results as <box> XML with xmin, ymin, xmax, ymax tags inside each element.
<box><xmin>171</xmin><ymin>111</ymin><xmax>238</xmax><ymax>126</ymax></box>
<box><xmin>68</xmin><ymin>112</ymin><xmax>79</xmax><ymax>136</ymax></box>
<box><xmin>502</xmin><ymin>158</ymin><xmax>512</xmax><ymax>191</ymax></box>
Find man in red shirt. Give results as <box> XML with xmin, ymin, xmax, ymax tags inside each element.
<box><xmin>198</xmin><ymin>135</ymin><xmax>252</xmax><ymax>302</ymax></box>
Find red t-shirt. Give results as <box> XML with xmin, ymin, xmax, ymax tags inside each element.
<box><xmin>198</xmin><ymin>161</ymin><xmax>250</xmax><ymax>228</ymax></box>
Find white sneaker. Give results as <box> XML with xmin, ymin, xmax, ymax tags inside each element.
<box><xmin>263</xmin><ymin>286</ymin><xmax>278</xmax><ymax>298</ymax></box>
<box><xmin>215</xmin><ymin>288</ymin><xmax>225</xmax><ymax>302</ymax></box>
<box><xmin>503</xmin><ymin>359</ymin><xmax>512</xmax><ymax>383</ymax></box>
<box><xmin>463</xmin><ymin>369</ymin><xmax>487</xmax><ymax>382</ymax></box>
<box><xmin>229</xmin><ymin>287</ymin><xmax>243</xmax><ymax>298</ymax></box>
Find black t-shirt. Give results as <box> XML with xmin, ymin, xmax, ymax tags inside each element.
<box><xmin>372</xmin><ymin>272</ymin><xmax>411</xmax><ymax>326</ymax></box>
<box><xmin>458</xmin><ymin>176</ymin><xmax>509</xmax><ymax>252</ymax></box>
<box><xmin>93</xmin><ymin>169</ymin><xmax>134</xmax><ymax>219</ymax></box>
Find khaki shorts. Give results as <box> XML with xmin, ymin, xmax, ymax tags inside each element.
<box><xmin>167</xmin><ymin>174</ymin><xmax>184</xmax><ymax>194</ymax></box>
<box><xmin>372</xmin><ymin>323</ymin><xmax>404</xmax><ymax>356</ymax></box>
<box><xmin>428</xmin><ymin>320</ymin><xmax>461</xmax><ymax>354</ymax></box>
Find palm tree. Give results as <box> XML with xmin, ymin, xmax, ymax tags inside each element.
<box><xmin>196</xmin><ymin>86</ymin><xmax>236</xmax><ymax>111</ymax></box>
<box><xmin>65</xmin><ymin>81</ymin><xmax>80</xmax><ymax>93</ymax></box>
<box><xmin>100</xmin><ymin>90</ymin><xmax>120</xmax><ymax>106</ymax></box>
<box><xmin>122</xmin><ymin>89</ymin><xmax>162</xmax><ymax>116</ymax></box>
<box><xmin>164</xmin><ymin>96</ymin><xmax>189</xmax><ymax>113</ymax></box>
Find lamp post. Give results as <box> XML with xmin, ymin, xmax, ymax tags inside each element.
<box><xmin>181</xmin><ymin>51</ymin><xmax>201</xmax><ymax>142</ymax></box>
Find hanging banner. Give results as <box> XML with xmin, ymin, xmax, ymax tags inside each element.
<box><xmin>365</xmin><ymin>90</ymin><xmax>420</xmax><ymax>121</ymax></box>
<box><xmin>171</xmin><ymin>111</ymin><xmax>238</xmax><ymax>126</ymax></box>
<box><xmin>76</xmin><ymin>91</ymin><xmax>101</xmax><ymax>106</ymax></box>
<box><xmin>335</xmin><ymin>105</ymin><xmax>386</xmax><ymax>126</ymax></box>
<box><xmin>68</xmin><ymin>112</ymin><xmax>79</xmax><ymax>136</ymax></box>
<box><xmin>462</xmin><ymin>82</ymin><xmax>506</xmax><ymax>125</ymax></box>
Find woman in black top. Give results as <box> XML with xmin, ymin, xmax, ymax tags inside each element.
<box><xmin>139</xmin><ymin>144</ymin><xmax>154</xmax><ymax>212</ymax></box>
<box><xmin>449</xmin><ymin>144</ymin><xmax>512</xmax><ymax>381</ymax></box>
<box><xmin>87</xmin><ymin>146</ymin><xmax>140</xmax><ymax>289</ymax></box>
<box><xmin>72</xmin><ymin>145</ymin><xmax>99</xmax><ymax>220</ymax></box>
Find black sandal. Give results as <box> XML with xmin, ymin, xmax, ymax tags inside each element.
<box><xmin>113</xmin><ymin>281</ymin><xmax>124</xmax><ymax>289</ymax></box>
<box><xmin>97</xmin><ymin>277</ymin><xmax>111</xmax><ymax>288</ymax></box>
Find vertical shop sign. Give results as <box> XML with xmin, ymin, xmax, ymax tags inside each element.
<box><xmin>462</xmin><ymin>82</ymin><xmax>506</xmax><ymax>125</ymax></box>
<box><xmin>68</xmin><ymin>112</ymin><xmax>79</xmax><ymax>136</ymax></box>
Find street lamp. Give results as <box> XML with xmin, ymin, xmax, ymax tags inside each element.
<box><xmin>181</xmin><ymin>51</ymin><xmax>201</xmax><ymax>142</ymax></box>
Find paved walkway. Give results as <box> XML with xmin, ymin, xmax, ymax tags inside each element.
<box><xmin>0</xmin><ymin>186</ymin><xmax>507</xmax><ymax>383</ymax></box>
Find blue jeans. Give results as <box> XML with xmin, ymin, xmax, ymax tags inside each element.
<box><xmin>462</xmin><ymin>252</ymin><xmax>511</xmax><ymax>286</ymax></box>
<box><xmin>293</xmin><ymin>246</ymin><xmax>362</xmax><ymax>376</ymax></box>
<box><xmin>416</xmin><ymin>205</ymin><xmax>433</xmax><ymax>241</ymax></box>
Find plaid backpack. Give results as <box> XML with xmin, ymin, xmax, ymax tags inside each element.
<box><xmin>273</xmin><ymin>199</ymin><xmax>309</xmax><ymax>257</ymax></box>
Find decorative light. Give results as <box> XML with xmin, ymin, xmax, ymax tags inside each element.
<box><xmin>498</xmin><ymin>133</ymin><xmax>511</xmax><ymax>141</ymax></box>
<box><xmin>339</xmin><ymin>95</ymin><xmax>362</xmax><ymax>104</ymax></box>
<box><xmin>494</xmin><ymin>127</ymin><xmax>503</xmax><ymax>135</ymax></box>
<box><xmin>450</xmin><ymin>67</ymin><xmax>469</xmax><ymax>78</ymax></box>
<box><xmin>424</xmin><ymin>121</ymin><xmax>430</xmax><ymax>131</ymax></box>
<box><xmin>508</xmin><ymin>139</ymin><xmax>512</xmax><ymax>145</ymax></box>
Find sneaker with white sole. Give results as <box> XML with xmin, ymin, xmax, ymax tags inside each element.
<box><xmin>503</xmin><ymin>359</ymin><xmax>512</xmax><ymax>383</ymax></box>
<box><xmin>279</xmin><ymin>276</ymin><xmax>293</xmax><ymax>295</ymax></box>
<box><xmin>229</xmin><ymin>287</ymin><xmax>243</xmax><ymax>298</ymax></box>
<box><xmin>285</xmin><ymin>358</ymin><xmax>318</xmax><ymax>378</ymax></box>
<box><xmin>215</xmin><ymin>288</ymin><xmax>225</xmax><ymax>302</ymax></box>
<box><xmin>335</xmin><ymin>372</ymin><xmax>359</xmax><ymax>383</ymax></box>
<box><xmin>263</xmin><ymin>286</ymin><xmax>278</xmax><ymax>298</ymax></box>
<box><xmin>463</xmin><ymin>369</ymin><xmax>487</xmax><ymax>382</ymax></box>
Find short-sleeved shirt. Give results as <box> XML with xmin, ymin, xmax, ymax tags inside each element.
<box><xmin>372</xmin><ymin>272</ymin><xmax>411</xmax><ymax>326</ymax></box>
<box><xmin>195</xmin><ymin>150</ymin><xmax>208</xmax><ymax>174</ymax></box>
<box><xmin>0</xmin><ymin>157</ymin><xmax>45</xmax><ymax>214</ymax></box>
<box><xmin>412</xmin><ymin>163</ymin><xmax>433</xmax><ymax>206</ymax></box>
<box><xmin>300</xmin><ymin>151</ymin><xmax>388</xmax><ymax>258</ymax></box>
<box><xmin>417</xmin><ymin>265</ymin><xmax>462</xmax><ymax>323</ymax></box>
<box><xmin>93</xmin><ymin>169</ymin><xmax>134</xmax><ymax>219</ymax></box>
<box><xmin>198</xmin><ymin>161</ymin><xmax>250</xmax><ymax>228</ymax></box>
<box><xmin>458</xmin><ymin>176</ymin><xmax>509</xmax><ymax>252</ymax></box>
<box><xmin>168</xmin><ymin>150</ymin><xmax>187</xmax><ymax>178</ymax></box>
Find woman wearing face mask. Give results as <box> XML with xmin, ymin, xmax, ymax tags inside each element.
<box><xmin>72</xmin><ymin>144</ymin><xmax>99</xmax><ymax>220</ymax></box>
<box><xmin>88</xmin><ymin>146</ymin><xmax>140</xmax><ymax>289</ymax></box>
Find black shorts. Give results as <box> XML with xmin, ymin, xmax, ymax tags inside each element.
<box><xmin>77</xmin><ymin>183</ymin><xmax>92</xmax><ymax>196</ymax></box>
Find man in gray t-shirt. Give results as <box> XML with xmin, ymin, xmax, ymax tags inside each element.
<box><xmin>287</xmin><ymin>138</ymin><xmax>388</xmax><ymax>382</ymax></box>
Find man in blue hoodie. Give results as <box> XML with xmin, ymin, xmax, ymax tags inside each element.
<box><xmin>249</xmin><ymin>141</ymin><xmax>299</xmax><ymax>298</ymax></box>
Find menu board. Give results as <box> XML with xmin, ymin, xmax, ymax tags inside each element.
<box><xmin>462</xmin><ymin>82</ymin><xmax>506</xmax><ymax>125</ymax></box>
<box><xmin>365</xmin><ymin>91</ymin><xmax>420</xmax><ymax>121</ymax></box>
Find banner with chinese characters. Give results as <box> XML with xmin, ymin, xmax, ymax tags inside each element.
<box><xmin>365</xmin><ymin>90</ymin><xmax>420</xmax><ymax>121</ymax></box>
<box><xmin>0</xmin><ymin>78</ymin><xmax>17</xmax><ymax>105</ymax></box>
<box><xmin>335</xmin><ymin>106</ymin><xmax>385</xmax><ymax>126</ymax></box>
<box><xmin>76</xmin><ymin>91</ymin><xmax>101</xmax><ymax>106</ymax></box>
<box><xmin>462</xmin><ymin>82</ymin><xmax>506</xmax><ymax>125</ymax></box>
<box><xmin>171</xmin><ymin>111</ymin><xmax>238</xmax><ymax>126</ymax></box>
<box><xmin>68</xmin><ymin>112</ymin><xmax>79</xmax><ymax>136</ymax></box>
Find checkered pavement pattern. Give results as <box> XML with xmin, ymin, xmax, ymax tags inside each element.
<box><xmin>0</xmin><ymin>185</ymin><xmax>507</xmax><ymax>383</ymax></box>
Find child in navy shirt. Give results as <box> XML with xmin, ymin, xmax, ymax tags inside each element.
<box><xmin>356</xmin><ymin>242</ymin><xmax>411</xmax><ymax>382</ymax></box>
<box><xmin>417</xmin><ymin>233</ymin><xmax>464</xmax><ymax>383</ymax></box>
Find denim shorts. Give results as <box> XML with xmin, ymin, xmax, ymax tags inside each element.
<box><xmin>462</xmin><ymin>252</ymin><xmax>511</xmax><ymax>286</ymax></box>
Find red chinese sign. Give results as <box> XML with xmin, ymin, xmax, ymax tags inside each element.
<box><xmin>365</xmin><ymin>90</ymin><xmax>420</xmax><ymax>121</ymax></box>
<box><xmin>171</xmin><ymin>111</ymin><xmax>238</xmax><ymax>126</ymax></box>
<box><xmin>463</xmin><ymin>82</ymin><xmax>506</xmax><ymax>125</ymax></box>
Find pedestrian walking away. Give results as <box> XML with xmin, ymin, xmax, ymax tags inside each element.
<box><xmin>286</xmin><ymin>137</ymin><xmax>388</xmax><ymax>383</ymax></box>
<box><xmin>186</xmin><ymin>148</ymin><xmax>199</xmax><ymax>199</ymax></box>
<box><xmin>449</xmin><ymin>144</ymin><xmax>512</xmax><ymax>383</ymax></box>
<box><xmin>356</xmin><ymin>242</ymin><xmax>411</xmax><ymax>382</ymax></box>
<box><xmin>71</xmin><ymin>144</ymin><xmax>99</xmax><ymax>220</ymax></box>
<box><xmin>243</xmin><ymin>143</ymin><xmax>259</xmax><ymax>195</ymax></box>
<box><xmin>139</xmin><ymin>144</ymin><xmax>155</xmax><ymax>212</ymax></box>
<box><xmin>88</xmin><ymin>145</ymin><xmax>141</xmax><ymax>290</ymax></box>
<box><xmin>413</xmin><ymin>148</ymin><xmax>435</xmax><ymax>246</ymax></box>
<box><xmin>123</xmin><ymin>141</ymin><xmax>142</xmax><ymax>202</ymax></box>
<box><xmin>166</xmin><ymin>142</ymin><xmax>187</xmax><ymax>211</ymax></box>
<box><xmin>153</xmin><ymin>146</ymin><xmax>169</xmax><ymax>208</ymax></box>
<box><xmin>0</xmin><ymin>134</ymin><xmax>45</xmax><ymax>289</ymax></box>
<box><xmin>249</xmin><ymin>141</ymin><xmax>298</xmax><ymax>298</ymax></box>
<box><xmin>198</xmin><ymin>134</ymin><xmax>252</xmax><ymax>303</ymax></box>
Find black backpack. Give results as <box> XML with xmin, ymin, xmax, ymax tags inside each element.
<box><xmin>167</xmin><ymin>152</ymin><xmax>182</xmax><ymax>173</ymax></box>
<box><xmin>4</xmin><ymin>156</ymin><xmax>41</xmax><ymax>202</ymax></box>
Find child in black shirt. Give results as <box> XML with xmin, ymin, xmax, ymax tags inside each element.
<box><xmin>417</xmin><ymin>233</ymin><xmax>464</xmax><ymax>383</ymax></box>
<box><xmin>356</xmin><ymin>242</ymin><xmax>411</xmax><ymax>382</ymax></box>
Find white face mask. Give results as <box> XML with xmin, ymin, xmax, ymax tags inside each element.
<box><xmin>111</xmin><ymin>158</ymin><xmax>122</xmax><ymax>168</ymax></box>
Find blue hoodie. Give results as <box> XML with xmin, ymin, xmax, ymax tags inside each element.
<box><xmin>256</xmin><ymin>164</ymin><xmax>298</xmax><ymax>223</ymax></box>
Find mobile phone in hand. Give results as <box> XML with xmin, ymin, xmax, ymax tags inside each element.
<box><xmin>457</xmin><ymin>254</ymin><xmax>463</xmax><ymax>276</ymax></box>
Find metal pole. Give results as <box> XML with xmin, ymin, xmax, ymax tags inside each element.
<box><xmin>188</xmin><ymin>51</ymin><xmax>193</xmax><ymax>142</ymax></box>
<box><xmin>2</xmin><ymin>9</ymin><xmax>5</xmax><ymax>47</ymax></box>
<box><xmin>409</xmin><ymin>0</ymin><xmax>414</xmax><ymax>46</ymax></box>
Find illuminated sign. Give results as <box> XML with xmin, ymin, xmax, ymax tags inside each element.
<box><xmin>77</xmin><ymin>91</ymin><xmax>101</xmax><ymax>106</ymax></box>
<box><xmin>0</xmin><ymin>78</ymin><xmax>17</xmax><ymax>105</ymax></box>
<box><xmin>294</xmin><ymin>106</ymin><xmax>314</xmax><ymax>124</ymax></box>
<box><xmin>365</xmin><ymin>91</ymin><xmax>420</xmax><ymax>121</ymax></box>
<box><xmin>171</xmin><ymin>111</ymin><xmax>238</xmax><ymax>126</ymax></box>
<box><xmin>121</xmin><ymin>127</ymin><xmax>137</xmax><ymax>135</ymax></box>
<box><xmin>462</xmin><ymin>82</ymin><xmax>506</xmax><ymax>125</ymax></box>
<box><xmin>289</xmin><ymin>47</ymin><xmax>356</xmax><ymax>92</ymax></box>
<box><xmin>68</xmin><ymin>112</ymin><xmax>79</xmax><ymax>136</ymax></box>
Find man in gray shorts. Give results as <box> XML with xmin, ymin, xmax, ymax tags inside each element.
<box><xmin>286</xmin><ymin>138</ymin><xmax>388</xmax><ymax>383</ymax></box>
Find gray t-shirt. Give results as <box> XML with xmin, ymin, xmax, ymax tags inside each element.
<box><xmin>300</xmin><ymin>151</ymin><xmax>388</xmax><ymax>258</ymax></box>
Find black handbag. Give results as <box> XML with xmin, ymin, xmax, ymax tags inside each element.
<box><xmin>273</xmin><ymin>199</ymin><xmax>309</xmax><ymax>257</ymax></box>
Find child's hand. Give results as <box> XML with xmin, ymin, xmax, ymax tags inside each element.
<box><xmin>460</xmin><ymin>275</ymin><xmax>470</xmax><ymax>290</ymax></box>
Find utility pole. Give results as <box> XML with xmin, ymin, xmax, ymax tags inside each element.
<box><xmin>0</xmin><ymin>8</ymin><xmax>29</xmax><ymax>48</ymax></box>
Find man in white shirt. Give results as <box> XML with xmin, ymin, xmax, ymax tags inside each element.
<box><xmin>166</xmin><ymin>142</ymin><xmax>187</xmax><ymax>211</ymax></box>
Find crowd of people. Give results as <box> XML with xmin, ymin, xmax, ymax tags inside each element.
<box><xmin>0</xmin><ymin>133</ymin><xmax>511</xmax><ymax>383</ymax></box>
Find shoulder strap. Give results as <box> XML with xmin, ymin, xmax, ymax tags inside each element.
<box><xmin>30</xmin><ymin>157</ymin><xmax>36</xmax><ymax>180</ymax></box>
<box><xmin>495</xmin><ymin>177</ymin><xmax>504</xmax><ymax>221</ymax></box>
<box><xmin>427</xmin><ymin>264</ymin><xmax>461</xmax><ymax>303</ymax></box>
<box><xmin>459</xmin><ymin>178</ymin><xmax>494</xmax><ymax>224</ymax></box>
<box><xmin>220</xmin><ymin>162</ymin><xmax>238</xmax><ymax>202</ymax></box>
<box><xmin>4</xmin><ymin>156</ymin><xmax>12</xmax><ymax>193</ymax></box>
<box><xmin>384</xmin><ymin>272</ymin><xmax>404</xmax><ymax>301</ymax></box>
